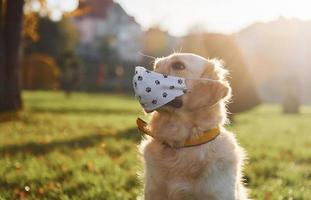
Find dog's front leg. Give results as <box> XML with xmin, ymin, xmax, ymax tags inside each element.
<box><xmin>199</xmin><ymin>166</ymin><xmax>238</xmax><ymax>200</ymax></box>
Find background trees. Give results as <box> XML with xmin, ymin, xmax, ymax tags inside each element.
<box><xmin>25</xmin><ymin>17</ymin><xmax>78</xmax><ymax>59</ymax></box>
<box><xmin>0</xmin><ymin>0</ymin><xmax>80</xmax><ymax>113</ymax></box>
<box><xmin>180</xmin><ymin>33</ymin><xmax>261</xmax><ymax>113</ymax></box>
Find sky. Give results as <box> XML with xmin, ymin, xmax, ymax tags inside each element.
<box><xmin>115</xmin><ymin>0</ymin><xmax>311</xmax><ymax>36</ymax></box>
<box><xmin>44</xmin><ymin>0</ymin><xmax>311</xmax><ymax>36</ymax></box>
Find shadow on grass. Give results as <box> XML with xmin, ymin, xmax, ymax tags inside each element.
<box><xmin>0</xmin><ymin>128</ymin><xmax>141</xmax><ymax>156</ymax></box>
<box><xmin>30</xmin><ymin>107</ymin><xmax>138</xmax><ymax>115</ymax></box>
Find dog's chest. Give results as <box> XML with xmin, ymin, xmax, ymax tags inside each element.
<box><xmin>145</xmin><ymin>142</ymin><xmax>212</xmax><ymax>179</ymax></box>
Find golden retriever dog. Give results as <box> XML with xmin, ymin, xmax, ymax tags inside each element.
<box><xmin>139</xmin><ymin>53</ymin><xmax>249</xmax><ymax>200</ymax></box>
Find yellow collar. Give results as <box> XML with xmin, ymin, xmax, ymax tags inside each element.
<box><xmin>136</xmin><ymin>118</ymin><xmax>220</xmax><ymax>148</ymax></box>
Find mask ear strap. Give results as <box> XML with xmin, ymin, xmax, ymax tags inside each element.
<box><xmin>185</xmin><ymin>77</ymin><xmax>220</xmax><ymax>83</ymax></box>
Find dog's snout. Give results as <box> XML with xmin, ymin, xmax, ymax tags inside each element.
<box><xmin>167</xmin><ymin>97</ymin><xmax>183</xmax><ymax>108</ymax></box>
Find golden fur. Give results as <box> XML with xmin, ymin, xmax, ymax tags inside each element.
<box><xmin>139</xmin><ymin>53</ymin><xmax>249</xmax><ymax>200</ymax></box>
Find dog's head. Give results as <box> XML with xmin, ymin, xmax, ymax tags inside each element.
<box><xmin>149</xmin><ymin>53</ymin><xmax>231</xmax><ymax>146</ymax></box>
<box><xmin>153</xmin><ymin>53</ymin><xmax>231</xmax><ymax>113</ymax></box>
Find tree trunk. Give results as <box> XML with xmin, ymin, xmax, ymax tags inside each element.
<box><xmin>0</xmin><ymin>0</ymin><xmax>6</xmax><ymax>105</ymax></box>
<box><xmin>0</xmin><ymin>0</ymin><xmax>24</xmax><ymax>112</ymax></box>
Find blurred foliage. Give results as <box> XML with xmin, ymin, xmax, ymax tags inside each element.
<box><xmin>23</xmin><ymin>0</ymin><xmax>88</xmax><ymax>44</ymax></box>
<box><xmin>24</xmin><ymin>17</ymin><xmax>79</xmax><ymax>60</ymax></box>
<box><xmin>23</xmin><ymin>0</ymin><xmax>49</xmax><ymax>43</ymax></box>
<box><xmin>22</xmin><ymin>53</ymin><xmax>61</xmax><ymax>90</ymax></box>
<box><xmin>0</xmin><ymin>92</ymin><xmax>310</xmax><ymax>199</ymax></box>
<box><xmin>143</xmin><ymin>27</ymin><xmax>171</xmax><ymax>57</ymax></box>
<box><xmin>23</xmin><ymin>12</ymin><xmax>39</xmax><ymax>43</ymax></box>
<box><xmin>22</xmin><ymin>15</ymin><xmax>82</xmax><ymax>92</ymax></box>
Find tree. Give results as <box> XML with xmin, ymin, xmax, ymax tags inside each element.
<box><xmin>0</xmin><ymin>0</ymin><xmax>25</xmax><ymax>112</ymax></box>
<box><xmin>143</xmin><ymin>27</ymin><xmax>171</xmax><ymax>57</ymax></box>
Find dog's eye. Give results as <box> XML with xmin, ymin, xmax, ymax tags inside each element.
<box><xmin>172</xmin><ymin>61</ymin><xmax>185</xmax><ymax>70</ymax></box>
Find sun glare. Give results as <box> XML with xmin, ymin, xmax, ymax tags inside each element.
<box><xmin>30</xmin><ymin>0</ymin><xmax>311</xmax><ymax>33</ymax></box>
<box><xmin>46</xmin><ymin>0</ymin><xmax>79</xmax><ymax>21</ymax></box>
<box><xmin>116</xmin><ymin>0</ymin><xmax>311</xmax><ymax>36</ymax></box>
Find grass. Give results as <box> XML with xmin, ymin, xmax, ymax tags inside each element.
<box><xmin>0</xmin><ymin>91</ymin><xmax>310</xmax><ymax>200</ymax></box>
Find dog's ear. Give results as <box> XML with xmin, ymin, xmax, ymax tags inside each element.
<box><xmin>185</xmin><ymin>60</ymin><xmax>231</xmax><ymax>111</ymax></box>
<box><xmin>185</xmin><ymin>80</ymin><xmax>230</xmax><ymax>111</ymax></box>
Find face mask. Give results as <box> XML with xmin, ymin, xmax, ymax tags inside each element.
<box><xmin>133</xmin><ymin>66</ymin><xmax>187</xmax><ymax>112</ymax></box>
<box><xmin>133</xmin><ymin>66</ymin><xmax>219</xmax><ymax>112</ymax></box>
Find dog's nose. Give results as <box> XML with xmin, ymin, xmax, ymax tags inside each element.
<box><xmin>166</xmin><ymin>97</ymin><xmax>183</xmax><ymax>108</ymax></box>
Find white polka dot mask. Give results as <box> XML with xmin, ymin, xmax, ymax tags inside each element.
<box><xmin>133</xmin><ymin>66</ymin><xmax>187</xmax><ymax>112</ymax></box>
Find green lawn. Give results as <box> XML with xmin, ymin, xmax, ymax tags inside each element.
<box><xmin>0</xmin><ymin>91</ymin><xmax>310</xmax><ymax>200</ymax></box>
